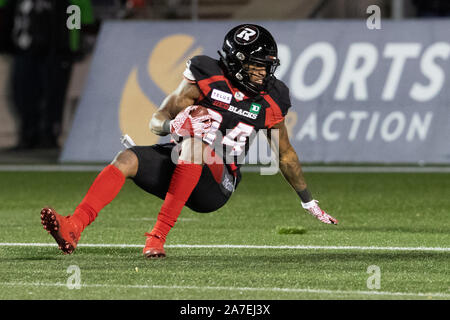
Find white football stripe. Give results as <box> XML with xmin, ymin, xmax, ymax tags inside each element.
<box><xmin>0</xmin><ymin>281</ymin><xmax>448</xmax><ymax>298</ymax></box>
<box><xmin>1</xmin><ymin>165</ymin><xmax>450</xmax><ymax>173</ymax></box>
<box><xmin>0</xmin><ymin>242</ymin><xmax>448</xmax><ymax>251</ymax></box>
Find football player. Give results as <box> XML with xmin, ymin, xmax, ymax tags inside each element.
<box><xmin>41</xmin><ymin>24</ymin><xmax>338</xmax><ymax>259</ymax></box>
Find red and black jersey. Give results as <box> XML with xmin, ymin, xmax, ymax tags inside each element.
<box><xmin>184</xmin><ymin>55</ymin><xmax>291</xmax><ymax>164</ymax></box>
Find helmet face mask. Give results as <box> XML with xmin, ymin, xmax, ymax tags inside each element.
<box><xmin>219</xmin><ymin>24</ymin><xmax>280</xmax><ymax>94</ymax></box>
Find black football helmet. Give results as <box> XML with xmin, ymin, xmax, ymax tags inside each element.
<box><xmin>218</xmin><ymin>24</ymin><xmax>280</xmax><ymax>94</ymax></box>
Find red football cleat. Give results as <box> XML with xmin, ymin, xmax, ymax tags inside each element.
<box><xmin>40</xmin><ymin>207</ymin><xmax>81</xmax><ymax>254</ymax></box>
<box><xmin>143</xmin><ymin>232</ymin><xmax>166</xmax><ymax>259</ymax></box>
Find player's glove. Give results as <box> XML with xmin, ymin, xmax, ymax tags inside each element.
<box><xmin>301</xmin><ymin>200</ymin><xmax>338</xmax><ymax>225</ymax></box>
<box><xmin>170</xmin><ymin>105</ymin><xmax>212</xmax><ymax>138</ymax></box>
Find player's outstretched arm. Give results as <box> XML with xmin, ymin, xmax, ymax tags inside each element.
<box><xmin>268</xmin><ymin>120</ymin><xmax>338</xmax><ymax>225</ymax></box>
<box><xmin>149</xmin><ymin>79</ymin><xmax>201</xmax><ymax>136</ymax></box>
<box><xmin>268</xmin><ymin>120</ymin><xmax>308</xmax><ymax>194</ymax></box>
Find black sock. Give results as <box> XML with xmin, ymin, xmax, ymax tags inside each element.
<box><xmin>297</xmin><ymin>188</ymin><xmax>313</xmax><ymax>203</ymax></box>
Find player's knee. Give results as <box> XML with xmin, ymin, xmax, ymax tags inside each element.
<box><xmin>111</xmin><ymin>149</ymin><xmax>138</xmax><ymax>178</ymax></box>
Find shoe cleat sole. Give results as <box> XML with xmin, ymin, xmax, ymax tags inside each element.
<box><xmin>40</xmin><ymin>207</ymin><xmax>76</xmax><ymax>255</ymax></box>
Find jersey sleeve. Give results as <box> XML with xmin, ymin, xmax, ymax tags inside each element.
<box><xmin>264</xmin><ymin>80</ymin><xmax>292</xmax><ymax>128</ymax></box>
<box><xmin>184</xmin><ymin>55</ymin><xmax>223</xmax><ymax>81</ymax></box>
<box><xmin>183</xmin><ymin>61</ymin><xmax>196</xmax><ymax>83</ymax></box>
<box><xmin>183</xmin><ymin>55</ymin><xmax>224</xmax><ymax>98</ymax></box>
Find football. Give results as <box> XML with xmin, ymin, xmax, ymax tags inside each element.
<box><xmin>189</xmin><ymin>105</ymin><xmax>209</xmax><ymax>118</ymax></box>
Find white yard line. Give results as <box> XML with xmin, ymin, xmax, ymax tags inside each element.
<box><xmin>0</xmin><ymin>164</ymin><xmax>450</xmax><ymax>173</ymax></box>
<box><xmin>128</xmin><ymin>217</ymin><xmax>198</xmax><ymax>222</ymax></box>
<box><xmin>0</xmin><ymin>165</ymin><xmax>105</xmax><ymax>172</ymax></box>
<box><xmin>0</xmin><ymin>242</ymin><xmax>449</xmax><ymax>252</ymax></box>
<box><xmin>0</xmin><ymin>281</ymin><xmax>448</xmax><ymax>298</ymax></box>
<box><xmin>241</xmin><ymin>166</ymin><xmax>450</xmax><ymax>173</ymax></box>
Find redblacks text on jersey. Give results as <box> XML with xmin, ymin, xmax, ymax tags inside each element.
<box><xmin>185</xmin><ymin>55</ymin><xmax>291</xmax><ymax>163</ymax></box>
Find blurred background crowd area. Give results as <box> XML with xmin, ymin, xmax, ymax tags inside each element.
<box><xmin>0</xmin><ymin>0</ymin><xmax>449</xmax><ymax>162</ymax></box>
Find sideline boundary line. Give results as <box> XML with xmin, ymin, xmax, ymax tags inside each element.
<box><xmin>0</xmin><ymin>242</ymin><xmax>449</xmax><ymax>252</ymax></box>
<box><xmin>0</xmin><ymin>164</ymin><xmax>450</xmax><ymax>173</ymax></box>
<box><xmin>0</xmin><ymin>281</ymin><xmax>449</xmax><ymax>298</ymax></box>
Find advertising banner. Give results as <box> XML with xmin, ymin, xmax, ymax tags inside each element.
<box><xmin>61</xmin><ymin>21</ymin><xmax>450</xmax><ymax>164</ymax></box>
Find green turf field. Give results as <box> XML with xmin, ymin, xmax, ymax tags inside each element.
<box><xmin>0</xmin><ymin>170</ymin><xmax>449</xmax><ymax>300</ymax></box>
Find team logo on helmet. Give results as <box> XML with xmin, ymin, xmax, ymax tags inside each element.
<box><xmin>233</xmin><ymin>25</ymin><xmax>259</xmax><ymax>45</ymax></box>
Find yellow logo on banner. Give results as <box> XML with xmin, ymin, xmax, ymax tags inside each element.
<box><xmin>119</xmin><ymin>34</ymin><xmax>203</xmax><ymax>145</ymax></box>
